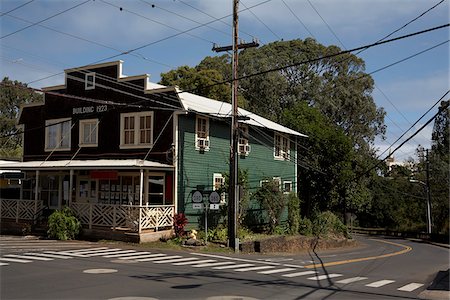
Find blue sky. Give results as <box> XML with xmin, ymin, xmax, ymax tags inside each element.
<box><xmin>1</xmin><ymin>0</ymin><xmax>449</xmax><ymax>162</ymax></box>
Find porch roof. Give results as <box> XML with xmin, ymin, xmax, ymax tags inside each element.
<box><xmin>0</xmin><ymin>159</ymin><xmax>173</xmax><ymax>171</ymax></box>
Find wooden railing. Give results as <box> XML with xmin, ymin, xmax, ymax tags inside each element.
<box><xmin>70</xmin><ymin>203</ymin><xmax>174</xmax><ymax>233</ymax></box>
<box><xmin>0</xmin><ymin>199</ymin><xmax>42</xmax><ymax>222</ymax></box>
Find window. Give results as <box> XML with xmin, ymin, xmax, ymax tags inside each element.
<box><xmin>283</xmin><ymin>181</ymin><xmax>292</xmax><ymax>194</ymax></box>
<box><xmin>79</xmin><ymin>119</ymin><xmax>99</xmax><ymax>147</ymax></box>
<box><xmin>148</xmin><ymin>175</ymin><xmax>165</xmax><ymax>205</ymax></box>
<box><xmin>273</xmin><ymin>177</ymin><xmax>281</xmax><ymax>191</ymax></box>
<box><xmin>238</xmin><ymin>124</ymin><xmax>250</xmax><ymax>156</ymax></box>
<box><xmin>274</xmin><ymin>133</ymin><xmax>290</xmax><ymax>160</ymax></box>
<box><xmin>120</xmin><ymin>112</ymin><xmax>153</xmax><ymax>148</ymax></box>
<box><xmin>85</xmin><ymin>72</ymin><xmax>95</xmax><ymax>90</ymax></box>
<box><xmin>195</xmin><ymin>116</ymin><xmax>209</xmax><ymax>150</ymax></box>
<box><xmin>213</xmin><ymin>173</ymin><xmax>226</xmax><ymax>204</ymax></box>
<box><xmin>45</xmin><ymin>118</ymin><xmax>71</xmax><ymax>151</ymax></box>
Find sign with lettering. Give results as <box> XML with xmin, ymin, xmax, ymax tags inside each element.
<box><xmin>73</xmin><ymin>105</ymin><xmax>107</xmax><ymax>115</ymax></box>
<box><xmin>209</xmin><ymin>191</ymin><xmax>221</xmax><ymax>204</ymax></box>
<box><xmin>192</xmin><ymin>191</ymin><xmax>203</xmax><ymax>203</ymax></box>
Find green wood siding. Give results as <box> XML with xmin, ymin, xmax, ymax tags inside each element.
<box><xmin>177</xmin><ymin>114</ymin><xmax>297</xmax><ymax>229</ymax></box>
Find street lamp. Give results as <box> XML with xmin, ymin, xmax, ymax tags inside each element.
<box><xmin>409</xmin><ymin>179</ymin><xmax>432</xmax><ymax>234</ymax></box>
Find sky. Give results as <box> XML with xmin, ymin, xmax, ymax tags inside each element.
<box><xmin>1</xmin><ymin>0</ymin><xmax>449</xmax><ymax>162</ymax></box>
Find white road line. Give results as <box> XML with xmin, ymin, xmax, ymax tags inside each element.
<box><xmin>4</xmin><ymin>254</ymin><xmax>53</xmax><ymax>261</ymax></box>
<box><xmin>282</xmin><ymin>271</ymin><xmax>317</xmax><ymax>278</ymax></box>
<box><xmin>25</xmin><ymin>253</ymin><xmax>73</xmax><ymax>259</ymax></box>
<box><xmin>365</xmin><ymin>280</ymin><xmax>395</xmax><ymax>288</ymax></box>
<box><xmin>192</xmin><ymin>262</ymin><xmax>235</xmax><ymax>268</ymax></box>
<box><xmin>213</xmin><ymin>263</ymin><xmax>254</xmax><ymax>270</ymax></box>
<box><xmin>308</xmin><ymin>274</ymin><xmax>343</xmax><ymax>281</ymax></box>
<box><xmin>0</xmin><ymin>257</ymin><xmax>32</xmax><ymax>263</ymax></box>
<box><xmin>172</xmin><ymin>259</ymin><xmax>217</xmax><ymax>266</ymax></box>
<box><xmin>235</xmin><ymin>266</ymin><xmax>275</xmax><ymax>272</ymax></box>
<box><xmin>137</xmin><ymin>255</ymin><xmax>182</xmax><ymax>262</ymax></box>
<box><xmin>102</xmin><ymin>250</ymin><xmax>138</xmax><ymax>258</ymax></box>
<box><xmin>119</xmin><ymin>254</ymin><xmax>165</xmax><ymax>260</ymax></box>
<box><xmin>45</xmin><ymin>251</ymin><xmax>85</xmax><ymax>257</ymax></box>
<box><xmin>397</xmin><ymin>283</ymin><xmax>424</xmax><ymax>292</ymax></box>
<box><xmin>258</xmin><ymin>268</ymin><xmax>296</xmax><ymax>274</ymax></box>
<box><xmin>336</xmin><ymin>277</ymin><xmax>368</xmax><ymax>284</ymax></box>
<box><xmin>79</xmin><ymin>249</ymin><xmax>125</xmax><ymax>256</ymax></box>
<box><xmin>67</xmin><ymin>247</ymin><xmax>110</xmax><ymax>253</ymax></box>
<box><xmin>153</xmin><ymin>257</ymin><xmax>199</xmax><ymax>264</ymax></box>
<box><xmin>0</xmin><ymin>262</ymin><xmax>9</xmax><ymax>266</ymax></box>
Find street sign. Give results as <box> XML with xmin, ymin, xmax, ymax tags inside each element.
<box><xmin>193</xmin><ymin>203</ymin><xmax>203</xmax><ymax>210</ymax></box>
<box><xmin>209</xmin><ymin>191</ymin><xmax>221</xmax><ymax>204</ymax></box>
<box><xmin>192</xmin><ymin>191</ymin><xmax>203</xmax><ymax>203</ymax></box>
<box><xmin>209</xmin><ymin>204</ymin><xmax>220</xmax><ymax>210</ymax></box>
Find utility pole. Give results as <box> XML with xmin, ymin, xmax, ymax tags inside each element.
<box><xmin>425</xmin><ymin>149</ymin><xmax>432</xmax><ymax>234</ymax></box>
<box><xmin>212</xmin><ymin>0</ymin><xmax>258</xmax><ymax>252</ymax></box>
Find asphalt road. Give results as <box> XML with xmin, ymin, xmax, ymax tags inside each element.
<box><xmin>0</xmin><ymin>234</ymin><xmax>448</xmax><ymax>300</ymax></box>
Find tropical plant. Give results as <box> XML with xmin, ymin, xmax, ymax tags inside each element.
<box><xmin>47</xmin><ymin>207</ymin><xmax>81</xmax><ymax>241</ymax></box>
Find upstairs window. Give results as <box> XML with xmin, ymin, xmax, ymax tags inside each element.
<box><xmin>274</xmin><ymin>133</ymin><xmax>290</xmax><ymax>160</ymax></box>
<box><xmin>45</xmin><ymin>118</ymin><xmax>71</xmax><ymax>151</ymax></box>
<box><xmin>283</xmin><ymin>181</ymin><xmax>292</xmax><ymax>194</ymax></box>
<box><xmin>238</xmin><ymin>124</ymin><xmax>250</xmax><ymax>156</ymax></box>
<box><xmin>195</xmin><ymin>116</ymin><xmax>209</xmax><ymax>151</ymax></box>
<box><xmin>79</xmin><ymin>119</ymin><xmax>99</xmax><ymax>147</ymax></box>
<box><xmin>85</xmin><ymin>72</ymin><xmax>95</xmax><ymax>90</ymax></box>
<box><xmin>120</xmin><ymin>112</ymin><xmax>153</xmax><ymax>148</ymax></box>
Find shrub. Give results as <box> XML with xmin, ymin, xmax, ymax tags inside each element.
<box><xmin>47</xmin><ymin>207</ymin><xmax>81</xmax><ymax>241</ymax></box>
<box><xmin>208</xmin><ymin>225</ymin><xmax>228</xmax><ymax>243</ymax></box>
<box><xmin>312</xmin><ymin>211</ymin><xmax>349</xmax><ymax>238</ymax></box>
<box><xmin>173</xmin><ymin>213</ymin><xmax>188</xmax><ymax>237</ymax></box>
<box><xmin>287</xmin><ymin>192</ymin><xmax>301</xmax><ymax>234</ymax></box>
<box><xmin>253</xmin><ymin>179</ymin><xmax>286</xmax><ymax>233</ymax></box>
<box><xmin>299</xmin><ymin>217</ymin><xmax>313</xmax><ymax>236</ymax></box>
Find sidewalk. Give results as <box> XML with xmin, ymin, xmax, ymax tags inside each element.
<box><xmin>419</xmin><ymin>269</ymin><xmax>450</xmax><ymax>300</ymax></box>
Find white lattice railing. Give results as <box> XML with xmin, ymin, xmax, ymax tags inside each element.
<box><xmin>70</xmin><ymin>203</ymin><xmax>175</xmax><ymax>233</ymax></box>
<box><xmin>0</xmin><ymin>199</ymin><xmax>43</xmax><ymax>222</ymax></box>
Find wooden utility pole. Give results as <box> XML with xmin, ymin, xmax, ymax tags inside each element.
<box><xmin>212</xmin><ymin>0</ymin><xmax>258</xmax><ymax>252</ymax></box>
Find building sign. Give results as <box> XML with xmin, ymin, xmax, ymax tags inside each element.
<box><xmin>73</xmin><ymin>105</ymin><xmax>107</xmax><ymax>115</ymax></box>
<box><xmin>90</xmin><ymin>170</ymin><xmax>118</xmax><ymax>180</ymax></box>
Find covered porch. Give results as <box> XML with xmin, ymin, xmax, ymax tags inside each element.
<box><xmin>0</xmin><ymin>159</ymin><xmax>176</xmax><ymax>238</ymax></box>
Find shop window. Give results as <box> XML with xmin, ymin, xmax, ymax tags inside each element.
<box><xmin>148</xmin><ymin>175</ymin><xmax>164</xmax><ymax>205</ymax></box>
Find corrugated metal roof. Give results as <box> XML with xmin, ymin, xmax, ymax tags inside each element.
<box><xmin>0</xmin><ymin>159</ymin><xmax>173</xmax><ymax>170</ymax></box>
<box><xmin>176</xmin><ymin>88</ymin><xmax>308</xmax><ymax>138</ymax></box>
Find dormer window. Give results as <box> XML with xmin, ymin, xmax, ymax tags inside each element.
<box><xmin>195</xmin><ymin>116</ymin><xmax>209</xmax><ymax>151</ymax></box>
<box><xmin>85</xmin><ymin>72</ymin><xmax>95</xmax><ymax>90</ymax></box>
<box><xmin>274</xmin><ymin>133</ymin><xmax>290</xmax><ymax>160</ymax></box>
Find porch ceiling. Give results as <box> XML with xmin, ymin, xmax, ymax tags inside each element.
<box><xmin>0</xmin><ymin>159</ymin><xmax>173</xmax><ymax>171</ymax></box>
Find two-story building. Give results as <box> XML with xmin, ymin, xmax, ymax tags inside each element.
<box><xmin>0</xmin><ymin>61</ymin><xmax>306</xmax><ymax>241</ymax></box>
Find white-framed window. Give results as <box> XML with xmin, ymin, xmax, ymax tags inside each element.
<box><xmin>274</xmin><ymin>133</ymin><xmax>290</xmax><ymax>160</ymax></box>
<box><xmin>45</xmin><ymin>118</ymin><xmax>71</xmax><ymax>151</ymax></box>
<box><xmin>79</xmin><ymin>119</ymin><xmax>99</xmax><ymax>147</ymax></box>
<box><xmin>195</xmin><ymin>115</ymin><xmax>210</xmax><ymax>151</ymax></box>
<box><xmin>85</xmin><ymin>72</ymin><xmax>95</xmax><ymax>90</ymax></box>
<box><xmin>273</xmin><ymin>176</ymin><xmax>281</xmax><ymax>191</ymax></box>
<box><xmin>260</xmin><ymin>179</ymin><xmax>269</xmax><ymax>187</ymax></box>
<box><xmin>120</xmin><ymin>112</ymin><xmax>153</xmax><ymax>149</ymax></box>
<box><xmin>148</xmin><ymin>174</ymin><xmax>165</xmax><ymax>205</ymax></box>
<box><xmin>213</xmin><ymin>173</ymin><xmax>226</xmax><ymax>204</ymax></box>
<box><xmin>283</xmin><ymin>181</ymin><xmax>292</xmax><ymax>194</ymax></box>
<box><xmin>238</xmin><ymin>124</ymin><xmax>250</xmax><ymax>156</ymax></box>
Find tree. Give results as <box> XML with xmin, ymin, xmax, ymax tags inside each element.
<box><xmin>0</xmin><ymin>77</ymin><xmax>42</xmax><ymax>159</ymax></box>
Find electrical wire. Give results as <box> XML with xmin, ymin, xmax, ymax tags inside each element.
<box><xmin>0</xmin><ymin>0</ymin><xmax>35</xmax><ymax>17</ymax></box>
<box><xmin>281</xmin><ymin>0</ymin><xmax>315</xmax><ymax>38</ymax></box>
<box><xmin>240</xmin><ymin>0</ymin><xmax>281</xmax><ymax>41</ymax></box>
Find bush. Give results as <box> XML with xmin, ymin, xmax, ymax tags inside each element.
<box><xmin>299</xmin><ymin>217</ymin><xmax>313</xmax><ymax>236</ymax></box>
<box><xmin>47</xmin><ymin>207</ymin><xmax>81</xmax><ymax>241</ymax></box>
<box><xmin>208</xmin><ymin>225</ymin><xmax>228</xmax><ymax>243</ymax></box>
<box><xmin>253</xmin><ymin>179</ymin><xmax>286</xmax><ymax>233</ymax></box>
<box><xmin>173</xmin><ymin>213</ymin><xmax>188</xmax><ymax>237</ymax></box>
<box><xmin>287</xmin><ymin>192</ymin><xmax>301</xmax><ymax>234</ymax></box>
<box><xmin>312</xmin><ymin>211</ymin><xmax>349</xmax><ymax>239</ymax></box>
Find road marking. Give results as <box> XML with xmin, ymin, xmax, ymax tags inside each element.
<box><xmin>173</xmin><ymin>259</ymin><xmax>216</xmax><ymax>266</ymax></box>
<box><xmin>191</xmin><ymin>252</ymin><xmax>306</xmax><ymax>268</ymax></box>
<box><xmin>153</xmin><ymin>257</ymin><xmax>198</xmax><ymax>264</ymax></box>
<box><xmin>68</xmin><ymin>247</ymin><xmax>110</xmax><ymax>253</ymax></box>
<box><xmin>4</xmin><ymin>254</ymin><xmax>53</xmax><ymax>261</ymax></box>
<box><xmin>304</xmin><ymin>239</ymin><xmax>412</xmax><ymax>269</ymax></box>
<box><xmin>25</xmin><ymin>252</ymin><xmax>73</xmax><ymax>259</ymax></box>
<box><xmin>234</xmin><ymin>266</ymin><xmax>275</xmax><ymax>272</ymax></box>
<box><xmin>0</xmin><ymin>257</ymin><xmax>32</xmax><ymax>263</ymax></box>
<box><xmin>192</xmin><ymin>262</ymin><xmax>235</xmax><ymax>268</ymax></box>
<box><xmin>365</xmin><ymin>280</ymin><xmax>395</xmax><ymax>287</ymax></box>
<box><xmin>258</xmin><ymin>268</ymin><xmax>296</xmax><ymax>274</ymax></box>
<box><xmin>282</xmin><ymin>271</ymin><xmax>317</xmax><ymax>278</ymax></box>
<box><xmin>45</xmin><ymin>251</ymin><xmax>85</xmax><ymax>257</ymax></box>
<box><xmin>397</xmin><ymin>283</ymin><xmax>424</xmax><ymax>292</ymax></box>
<box><xmin>80</xmin><ymin>249</ymin><xmax>125</xmax><ymax>257</ymax></box>
<box><xmin>336</xmin><ymin>276</ymin><xmax>368</xmax><ymax>284</ymax></box>
<box><xmin>0</xmin><ymin>262</ymin><xmax>9</xmax><ymax>266</ymax></box>
<box><xmin>119</xmin><ymin>253</ymin><xmax>165</xmax><ymax>260</ymax></box>
<box><xmin>137</xmin><ymin>255</ymin><xmax>182</xmax><ymax>262</ymax></box>
<box><xmin>83</xmin><ymin>268</ymin><xmax>118</xmax><ymax>274</ymax></box>
<box><xmin>213</xmin><ymin>263</ymin><xmax>254</xmax><ymax>270</ymax></box>
<box><xmin>307</xmin><ymin>274</ymin><xmax>343</xmax><ymax>280</ymax></box>
<box><xmin>102</xmin><ymin>250</ymin><xmax>138</xmax><ymax>258</ymax></box>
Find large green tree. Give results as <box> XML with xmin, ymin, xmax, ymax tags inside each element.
<box><xmin>0</xmin><ymin>77</ymin><xmax>42</xmax><ymax>159</ymax></box>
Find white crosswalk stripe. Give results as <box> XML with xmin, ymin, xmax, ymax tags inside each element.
<box><xmin>307</xmin><ymin>274</ymin><xmax>343</xmax><ymax>281</ymax></box>
<box><xmin>0</xmin><ymin>257</ymin><xmax>32</xmax><ymax>263</ymax></box>
<box><xmin>26</xmin><ymin>252</ymin><xmax>73</xmax><ymax>259</ymax></box>
<box><xmin>0</xmin><ymin>262</ymin><xmax>10</xmax><ymax>266</ymax></box>
<box><xmin>235</xmin><ymin>266</ymin><xmax>275</xmax><ymax>272</ymax></box>
<box><xmin>213</xmin><ymin>263</ymin><xmax>254</xmax><ymax>270</ymax></box>
<box><xmin>4</xmin><ymin>254</ymin><xmax>53</xmax><ymax>261</ymax></box>
<box><xmin>137</xmin><ymin>255</ymin><xmax>182</xmax><ymax>262</ymax></box>
<box><xmin>119</xmin><ymin>253</ymin><xmax>165</xmax><ymax>260</ymax></box>
<box><xmin>173</xmin><ymin>259</ymin><xmax>216</xmax><ymax>266</ymax></box>
<box><xmin>102</xmin><ymin>250</ymin><xmax>138</xmax><ymax>258</ymax></box>
<box><xmin>336</xmin><ymin>276</ymin><xmax>368</xmax><ymax>284</ymax></box>
<box><xmin>67</xmin><ymin>247</ymin><xmax>110</xmax><ymax>253</ymax></box>
<box><xmin>192</xmin><ymin>261</ymin><xmax>235</xmax><ymax>268</ymax></box>
<box><xmin>44</xmin><ymin>251</ymin><xmax>85</xmax><ymax>257</ymax></box>
<box><xmin>282</xmin><ymin>270</ymin><xmax>317</xmax><ymax>278</ymax></box>
<box><xmin>153</xmin><ymin>257</ymin><xmax>199</xmax><ymax>264</ymax></box>
<box><xmin>397</xmin><ymin>283</ymin><xmax>424</xmax><ymax>292</ymax></box>
<box><xmin>366</xmin><ymin>280</ymin><xmax>395</xmax><ymax>288</ymax></box>
<box><xmin>258</xmin><ymin>268</ymin><xmax>296</xmax><ymax>275</ymax></box>
<box><xmin>76</xmin><ymin>249</ymin><xmax>124</xmax><ymax>257</ymax></box>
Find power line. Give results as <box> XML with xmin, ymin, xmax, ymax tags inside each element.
<box><xmin>0</xmin><ymin>0</ymin><xmax>35</xmax><ymax>17</ymax></box>
<box><xmin>240</xmin><ymin>0</ymin><xmax>281</xmax><ymax>41</ymax></box>
<box><xmin>281</xmin><ymin>0</ymin><xmax>315</xmax><ymax>38</ymax></box>
<box><xmin>1</xmin><ymin>0</ymin><xmax>92</xmax><ymax>40</ymax></box>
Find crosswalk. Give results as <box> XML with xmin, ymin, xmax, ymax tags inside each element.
<box><xmin>0</xmin><ymin>246</ymin><xmax>425</xmax><ymax>293</ymax></box>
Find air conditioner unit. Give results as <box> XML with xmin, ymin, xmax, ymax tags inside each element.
<box><xmin>239</xmin><ymin>144</ymin><xmax>250</xmax><ymax>155</ymax></box>
<box><xmin>198</xmin><ymin>139</ymin><xmax>209</xmax><ymax>149</ymax></box>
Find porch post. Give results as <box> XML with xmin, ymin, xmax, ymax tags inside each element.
<box><xmin>139</xmin><ymin>169</ymin><xmax>144</xmax><ymax>206</ymax></box>
<box><xmin>34</xmin><ymin>170</ymin><xmax>39</xmax><ymax>219</ymax></box>
<box><xmin>69</xmin><ymin>169</ymin><xmax>74</xmax><ymax>207</ymax></box>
